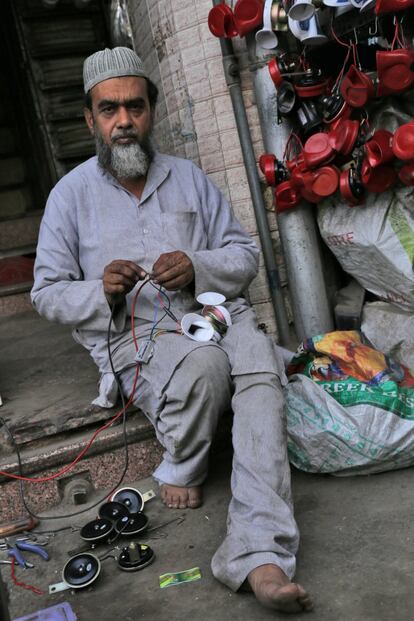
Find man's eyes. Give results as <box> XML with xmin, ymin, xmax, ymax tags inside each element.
<box><xmin>100</xmin><ymin>104</ymin><xmax>145</xmax><ymax>115</ymax></box>
<box><xmin>128</xmin><ymin>103</ymin><xmax>145</xmax><ymax>112</ymax></box>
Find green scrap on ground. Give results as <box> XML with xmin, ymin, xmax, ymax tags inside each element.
<box><xmin>159</xmin><ymin>566</ymin><xmax>202</xmax><ymax>589</ymax></box>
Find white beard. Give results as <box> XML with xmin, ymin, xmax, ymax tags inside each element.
<box><xmin>110</xmin><ymin>142</ymin><xmax>150</xmax><ymax>179</ymax></box>
<box><xmin>94</xmin><ymin>127</ymin><xmax>154</xmax><ymax>180</ymax></box>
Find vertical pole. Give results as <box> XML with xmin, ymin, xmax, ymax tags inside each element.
<box><xmin>248</xmin><ymin>37</ymin><xmax>334</xmax><ymax>339</ymax></box>
<box><xmin>213</xmin><ymin>2</ymin><xmax>293</xmax><ymax>345</ymax></box>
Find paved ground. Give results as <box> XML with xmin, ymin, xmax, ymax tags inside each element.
<box><xmin>1</xmin><ymin>312</ymin><xmax>414</xmax><ymax>620</ymax></box>
<box><xmin>2</xmin><ymin>455</ymin><xmax>414</xmax><ymax>621</ymax></box>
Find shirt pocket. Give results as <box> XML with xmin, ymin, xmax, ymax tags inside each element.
<box><xmin>160</xmin><ymin>211</ymin><xmax>207</xmax><ymax>252</ymax></box>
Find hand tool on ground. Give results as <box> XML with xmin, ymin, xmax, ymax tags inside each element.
<box><xmin>3</xmin><ymin>540</ymin><xmax>49</xmax><ymax>569</ymax></box>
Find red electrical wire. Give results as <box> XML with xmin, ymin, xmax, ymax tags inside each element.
<box><xmin>0</xmin><ymin>279</ymin><xmax>148</xmax><ymax>484</ymax></box>
<box><xmin>10</xmin><ymin>556</ymin><xmax>44</xmax><ymax>596</ymax></box>
<box><xmin>0</xmin><ymin>364</ymin><xmax>140</xmax><ymax>483</ymax></box>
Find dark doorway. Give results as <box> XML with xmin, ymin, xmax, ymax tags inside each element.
<box><xmin>0</xmin><ymin>0</ymin><xmax>110</xmax><ymax>297</ymax></box>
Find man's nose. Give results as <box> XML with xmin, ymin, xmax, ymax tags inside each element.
<box><xmin>116</xmin><ymin>106</ymin><xmax>132</xmax><ymax>128</ymax></box>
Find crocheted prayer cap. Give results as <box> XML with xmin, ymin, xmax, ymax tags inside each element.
<box><xmin>83</xmin><ymin>47</ymin><xmax>148</xmax><ymax>93</ymax></box>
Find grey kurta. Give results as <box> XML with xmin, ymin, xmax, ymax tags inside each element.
<box><xmin>31</xmin><ymin>152</ymin><xmax>281</xmax><ymax>400</ymax></box>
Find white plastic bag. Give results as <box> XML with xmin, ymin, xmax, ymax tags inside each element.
<box><xmin>362</xmin><ymin>301</ymin><xmax>414</xmax><ymax>370</ymax></box>
<box><xmin>318</xmin><ymin>186</ymin><xmax>414</xmax><ymax>311</ymax></box>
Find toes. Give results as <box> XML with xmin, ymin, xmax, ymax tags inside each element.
<box><xmin>188</xmin><ymin>497</ymin><xmax>202</xmax><ymax>509</ymax></box>
<box><xmin>169</xmin><ymin>493</ymin><xmax>180</xmax><ymax>509</ymax></box>
<box><xmin>296</xmin><ymin>584</ymin><xmax>313</xmax><ymax>611</ymax></box>
<box><xmin>298</xmin><ymin>592</ymin><xmax>314</xmax><ymax>611</ymax></box>
<box><xmin>188</xmin><ymin>488</ymin><xmax>202</xmax><ymax>509</ymax></box>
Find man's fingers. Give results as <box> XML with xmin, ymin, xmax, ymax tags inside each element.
<box><xmin>152</xmin><ymin>252</ymin><xmax>194</xmax><ymax>290</ymax></box>
<box><xmin>103</xmin><ymin>260</ymin><xmax>148</xmax><ymax>305</ymax></box>
<box><xmin>156</xmin><ymin>275</ymin><xmax>188</xmax><ymax>291</ymax></box>
<box><xmin>153</xmin><ymin>264</ymin><xmax>184</xmax><ymax>284</ymax></box>
<box><xmin>152</xmin><ymin>257</ymin><xmax>176</xmax><ymax>279</ymax></box>
<box><xmin>105</xmin><ymin>283</ymin><xmax>129</xmax><ymax>295</ymax></box>
<box><xmin>105</xmin><ymin>261</ymin><xmax>146</xmax><ymax>280</ymax></box>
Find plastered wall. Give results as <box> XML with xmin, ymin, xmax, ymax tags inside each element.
<box><xmin>127</xmin><ymin>0</ymin><xmax>290</xmax><ymax>339</ymax></box>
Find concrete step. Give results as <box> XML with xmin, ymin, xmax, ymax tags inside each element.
<box><xmin>0</xmin><ymin>290</ymin><xmax>33</xmax><ymax>316</ymax></box>
<box><xmin>0</xmin><ymin>211</ymin><xmax>42</xmax><ymax>249</ymax></box>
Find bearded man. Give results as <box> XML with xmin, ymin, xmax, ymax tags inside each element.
<box><xmin>31</xmin><ymin>47</ymin><xmax>312</xmax><ymax>614</ymax></box>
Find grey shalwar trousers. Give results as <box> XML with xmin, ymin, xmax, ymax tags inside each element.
<box><xmin>120</xmin><ymin>317</ymin><xmax>299</xmax><ymax>591</ymax></box>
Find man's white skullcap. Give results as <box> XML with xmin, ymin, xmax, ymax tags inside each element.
<box><xmin>83</xmin><ymin>47</ymin><xmax>148</xmax><ymax>94</ymax></box>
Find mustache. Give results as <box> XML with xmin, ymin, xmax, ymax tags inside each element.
<box><xmin>111</xmin><ymin>130</ymin><xmax>139</xmax><ymax>143</ymax></box>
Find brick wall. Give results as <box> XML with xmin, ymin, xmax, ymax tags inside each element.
<box><xmin>127</xmin><ymin>0</ymin><xmax>289</xmax><ymax>338</ymax></box>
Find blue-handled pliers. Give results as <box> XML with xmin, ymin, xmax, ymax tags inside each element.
<box><xmin>7</xmin><ymin>540</ymin><xmax>49</xmax><ymax>569</ymax></box>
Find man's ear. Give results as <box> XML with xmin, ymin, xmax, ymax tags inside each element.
<box><xmin>84</xmin><ymin>108</ymin><xmax>94</xmax><ymax>135</ymax></box>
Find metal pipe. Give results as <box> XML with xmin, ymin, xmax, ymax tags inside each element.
<box><xmin>246</xmin><ymin>36</ymin><xmax>334</xmax><ymax>340</ymax></box>
<box><xmin>212</xmin><ymin>0</ymin><xmax>292</xmax><ymax>345</ymax></box>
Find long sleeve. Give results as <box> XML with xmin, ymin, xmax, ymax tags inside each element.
<box><xmin>31</xmin><ymin>186</ymin><xmax>126</xmax><ymax>332</ymax></box>
<box><xmin>188</xmin><ymin>166</ymin><xmax>260</xmax><ymax>300</ymax></box>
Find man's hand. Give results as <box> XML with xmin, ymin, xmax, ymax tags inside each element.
<box><xmin>103</xmin><ymin>260</ymin><xmax>147</xmax><ymax>306</ymax></box>
<box><xmin>152</xmin><ymin>251</ymin><xmax>194</xmax><ymax>291</ymax></box>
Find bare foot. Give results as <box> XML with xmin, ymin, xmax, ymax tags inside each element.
<box><xmin>160</xmin><ymin>484</ymin><xmax>202</xmax><ymax>509</ymax></box>
<box><xmin>248</xmin><ymin>564</ymin><xmax>313</xmax><ymax>613</ymax></box>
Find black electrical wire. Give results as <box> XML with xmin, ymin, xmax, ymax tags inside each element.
<box><xmin>3</xmin><ymin>303</ymin><xmax>134</xmax><ymax>521</ymax></box>
<box><xmin>5</xmin><ymin>277</ymin><xmax>174</xmax><ymax>522</ymax></box>
<box><xmin>149</xmin><ymin>281</ymin><xmax>179</xmax><ymax>322</ymax></box>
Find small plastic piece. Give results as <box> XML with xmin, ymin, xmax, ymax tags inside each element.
<box><xmin>135</xmin><ymin>339</ymin><xmax>154</xmax><ymax>364</ymax></box>
<box><xmin>159</xmin><ymin>566</ymin><xmax>202</xmax><ymax>589</ymax></box>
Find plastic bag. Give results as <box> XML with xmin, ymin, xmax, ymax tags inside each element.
<box><xmin>318</xmin><ymin>186</ymin><xmax>414</xmax><ymax>311</ymax></box>
<box><xmin>362</xmin><ymin>300</ymin><xmax>414</xmax><ymax>370</ymax></box>
<box><xmin>285</xmin><ymin>331</ymin><xmax>414</xmax><ymax>475</ymax></box>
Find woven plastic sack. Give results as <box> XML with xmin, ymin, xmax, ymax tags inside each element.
<box><xmin>285</xmin><ymin>331</ymin><xmax>414</xmax><ymax>475</ymax></box>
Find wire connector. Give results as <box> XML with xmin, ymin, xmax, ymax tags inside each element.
<box><xmin>135</xmin><ymin>340</ymin><xmax>154</xmax><ymax>364</ymax></box>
